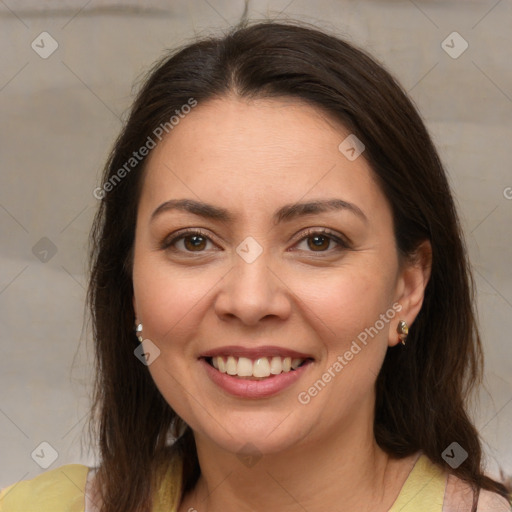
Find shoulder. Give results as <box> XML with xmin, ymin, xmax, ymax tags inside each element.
<box><xmin>0</xmin><ymin>464</ymin><xmax>91</xmax><ymax>512</ymax></box>
<box><xmin>443</xmin><ymin>472</ymin><xmax>511</xmax><ymax>512</ymax></box>
<box><xmin>391</xmin><ymin>453</ymin><xmax>511</xmax><ymax>512</ymax></box>
<box><xmin>477</xmin><ymin>488</ymin><xmax>512</xmax><ymax>512</ymax></box>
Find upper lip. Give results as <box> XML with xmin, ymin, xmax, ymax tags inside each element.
<box><xmin>200</xmin><ymin>345</ymin><xmax>314</xmax><ymax>360</ymax></box>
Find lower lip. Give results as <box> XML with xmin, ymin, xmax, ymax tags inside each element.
<box><xmin>201</xmin><ymin>359</ymin><xmax>312</xmax><ymax>399</ymax></box>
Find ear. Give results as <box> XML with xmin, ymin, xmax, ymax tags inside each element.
<box><xmin>389</xmin><ymin>240</ymin><xmax>432</xmax><ymax>347</ymax></box>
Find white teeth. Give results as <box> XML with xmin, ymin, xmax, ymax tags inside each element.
<box><xmin>237</xmin><ymin>357</ymin><xmax>253</xmax><ymax>377</ymax></box>
<box><xmin>269</xmin><ymin>356</ymin><xmax>282</xmax><ymax>375</ymax></box>
<box><xmin>291</xmin><ymin>358</ymin><xmax>302</xmax><ymax>370</ymax></box>
<box><xmin>211</xmin><ymin>355</ymin><xmax>305</xmax><ymax>378</ymax></box>
<box><xmin>226</xmin><ymin>356</ymin><xmax>237</xmax><ymax>375</ymax></box>
<box><xmin>253</xmin><ymin>358</ymin><xmax>271</xmax><ymax>378</ymax></box>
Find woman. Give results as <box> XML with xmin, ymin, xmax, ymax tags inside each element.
<box><xmin>1</xmin><ymin>20</ymin><xmax>510</xmax><ymax>512</ymax></box>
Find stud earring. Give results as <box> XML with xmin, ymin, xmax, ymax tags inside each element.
<box><xmin>135</xmin><ymin>321</ymin><xmax>143</xmax><ymax>342</ymax></box>
<box><xmin>397</xmin><ymin>320</ymin><xmax>409</xmax><ymax>345</ymax></box>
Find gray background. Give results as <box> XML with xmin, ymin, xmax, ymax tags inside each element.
<box><xmin>1</xmin><ymin>0</ymin><xmax>511</xmax><ymax>489</ymax></box>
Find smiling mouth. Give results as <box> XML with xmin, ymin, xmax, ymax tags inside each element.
<box><xmin>204</xmin><ymin>355</ymin><xmax>313</xmax><ymax>380</ymax></box>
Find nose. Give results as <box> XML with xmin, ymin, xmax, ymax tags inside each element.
<box><xmin>213</xmin><ymin>250</ymin><xmax>292</xmax><ymax>326</ymax></box>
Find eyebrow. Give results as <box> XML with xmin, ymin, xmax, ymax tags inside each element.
<box><xmin>150</xmin><ymin>198</ymin><xmax>368</xmax><ymax>225</ymax></box>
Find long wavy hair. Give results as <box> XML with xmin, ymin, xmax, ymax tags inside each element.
<box><xmin>87</xmin><ymin>20</ymin><xmax>511</xmax><ymax>512</ymax></box>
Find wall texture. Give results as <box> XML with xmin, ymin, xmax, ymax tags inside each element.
<box><xmin>1</xmin><ymin>0</ymin><xmax>511</xmax><ymax>489</ymax></box>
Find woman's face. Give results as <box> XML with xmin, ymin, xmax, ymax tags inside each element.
<box><xmin>132</xmin><ymin>96</ymin><xmax>426</xmax><ymax>456</ymax></box>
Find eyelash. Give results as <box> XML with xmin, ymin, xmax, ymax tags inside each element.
<box><xmin>160</xmin><ymin>228</ymin><xmax>350</xmax><ymax>256</ymax></box>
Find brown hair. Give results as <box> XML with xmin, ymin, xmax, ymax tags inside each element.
<box><xmin>87</xmin><ymin>19</ymin><xmax>511</xmax><ymax>512</ymax></box>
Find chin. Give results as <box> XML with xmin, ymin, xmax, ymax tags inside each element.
<box><xmin>192</xmin><ymin>411</ymin><xmax>316</xmax><ymax>458</ymax></box>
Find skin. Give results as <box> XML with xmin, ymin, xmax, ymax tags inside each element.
<box><xmin>132</xmin><ymin>95</ymin><xmax>432</xmax><ymax>511</ymax></box>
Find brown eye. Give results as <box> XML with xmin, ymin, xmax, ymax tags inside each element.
<box><xmin>183</xmin><ymin>234</ymin><xmax>208</xmax><ymax>251</ymax></box>
<box><xmin>306</xmin><ymin>234</ymin><xmax>331</xmax><ymax>251</ymax></box>
<box><xmin>294</xmin><ymin>229</ymin><xmax>349</xmax><ymax>254</ymax></box>
<box><xmin>161</xmin><ymin>229</ymin><xmax>216</xmax><ymax>253</ymax></box>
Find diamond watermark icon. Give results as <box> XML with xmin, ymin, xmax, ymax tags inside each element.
<box><xmin>236</xmin><ymin>236</ymin><xmax>263</xmax><ymax>264</ymax></box>
<box><xmin>32</xmin><ymin>237</ymin><xmax>58</xmax><ymax>263</ymax></box>
<box><xmin>442</xmin><ymin>442</ymin><xmax>468</xmax><ymax>469</ymax></box>
<box><xmin>441</xmin><ymin>32</ymin><xmax>468</xmax><ymax>59</ymax></box>
<box><xmin>237</xmin><ymin>442</ymin><xmax>263</xmax><ymax>468</ymax></box>
<box><xmin>134</xmin><ymin>339</ymin><xmax>161</xmax><ymax>366</ymax></box>
<box><xmin>31</xmin><ymin>32</ymin><xmax>59</xmax><ymax>59</ymax></box>
<box><xmin>31</xmin><ymin>441</ymin><xmax>59</xmax><ymax>469</ymax></box>
<box><xmin>338</xmin><ymin>134</ymin><xmax>365</xmax><ymax>161</ymax></box>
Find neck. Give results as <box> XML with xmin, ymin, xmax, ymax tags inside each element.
<box><xmin>183</xmin><ymin>411</ymin><xmax>410</xmax><ymax>512</ymax></box>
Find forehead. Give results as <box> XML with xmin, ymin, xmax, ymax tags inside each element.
<box><xmin>139</xmin><ymin>96</ymin><xmax>389</xmax><ymax>226</ymax></box>
<box><xmin>149</xmin><ymin>95</ymin><xmax>351</xmax><ymax>165</ymax></box>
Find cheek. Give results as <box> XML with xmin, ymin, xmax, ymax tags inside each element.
<box><xmin>132</xmin><ymin>256</ymin><xmax>207</xmax><ymax>417</ymax></box>
<box><xmin>296</xmin><ymin>268</ymin><xmax>395</xmax><ymax>408</ymax></box>
<box><xmin>295</xmin><ymin>262</ymin><xmax>395</xmax><ymax>345</ymax></box>
<box><xmin>132</xmin><ymin>252</ymin><xmax>218</xmax><ymax>348</ymax></box>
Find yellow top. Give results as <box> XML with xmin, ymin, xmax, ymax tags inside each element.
<box><xmin>389</xmin><ymin>453</ymin><xmax>445</xmax><ymax>512</ymax></box>
<box><xmin>0</xmin><ymin>455</ymin><xmax>183</xmax><ymax>512</ymax></box>
<box><xmin>0</xmin><ymin>453</ymin><xmax>507</xmax><ymax>511</ymax></box>
<box><xmin>0</xmin><ymin>464</ymin><xmax>91</xmax><ymax>512</ymax></box>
